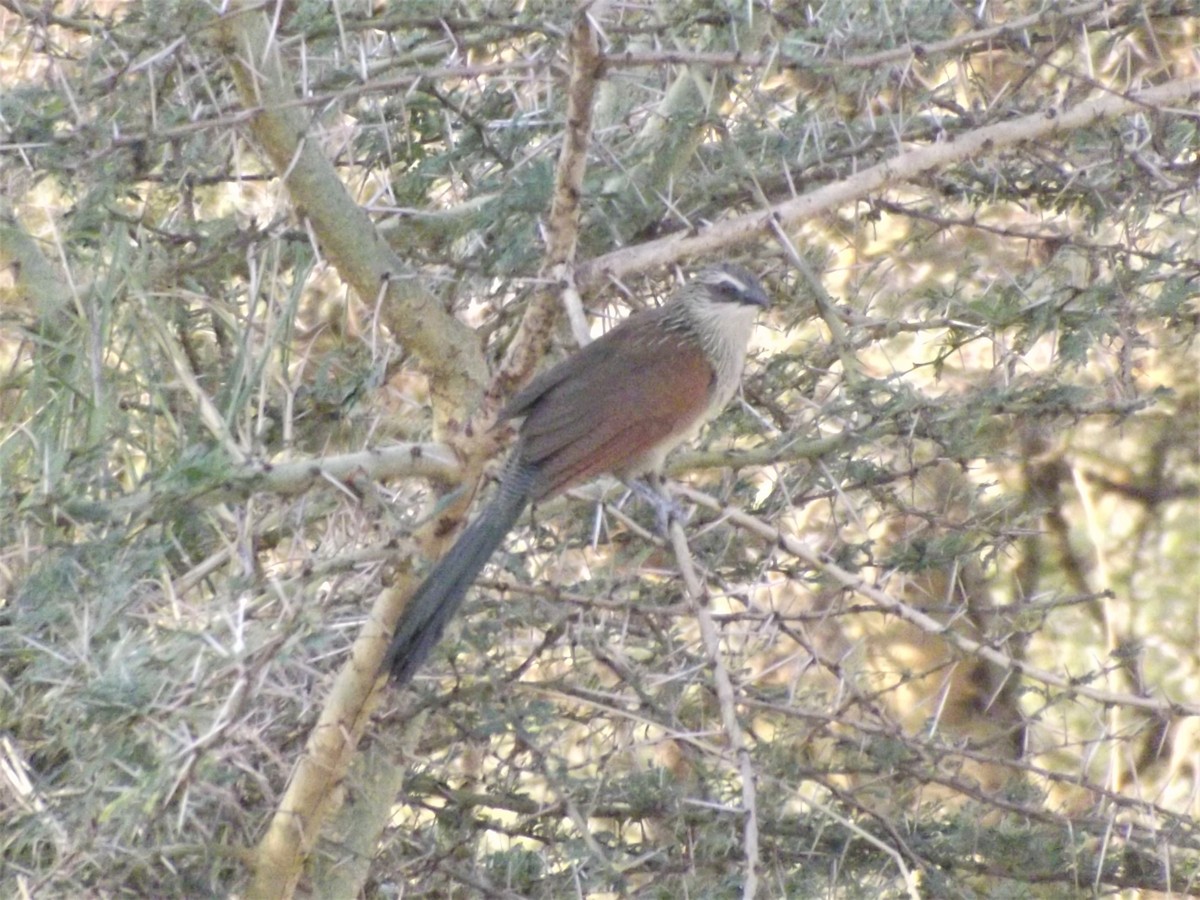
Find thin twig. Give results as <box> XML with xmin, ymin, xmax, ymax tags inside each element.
<box><xmin>676</xmin><ymin>485</ymin><xmax>1200</xmax><ymax>718</ymax></box>
<box><xmin>667</xmin><ymin>518</ymin><xmax>761</xmax><ymax>899</ymax></box>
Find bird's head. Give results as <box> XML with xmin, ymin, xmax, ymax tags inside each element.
<box><xmin>693</xmin><ymin>263</ymin><xmax>771</xmax><ymax>311</ymax></box>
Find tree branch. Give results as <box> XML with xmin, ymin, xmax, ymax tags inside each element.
<box><xmin>492</xmin><ymin>2</ymin><xmax>605</xmax><ymax>402</ymax></box>
<box><xmin>579</xmin><ymin>76</ymin><xmax>1200</xmax><ymax>284</ymax></box>
<box><xmin>209</xmin><ymin>3</ymin><xmax>488</xmax><ymax>429</ymax></box>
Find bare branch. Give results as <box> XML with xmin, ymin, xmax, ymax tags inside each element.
<box><xmin>209</xmin><ymin>4</ymin><xmax>488</xmax><ymax>427</ymax></box>
<box><xmin>581</xmin><ymin>77</ymin><xmax>1200</xmax><ymax>283</ymax></box>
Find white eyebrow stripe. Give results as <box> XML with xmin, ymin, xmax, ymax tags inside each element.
<box><xmin>708</xmin><ymin>273</ymin><xmax>750</xmax><ymax>292</ymax></box>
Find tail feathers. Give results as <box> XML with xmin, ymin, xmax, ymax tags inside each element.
<box><xmin>384</xmin><ymin>471</ymin><xmax>532</xmax><ymax>685</ymax></box>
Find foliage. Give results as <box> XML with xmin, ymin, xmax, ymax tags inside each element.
<box><xmin>1</xmin><ymin>1</ymin><xmax>1198</xmax><ymax>897</ymax></box>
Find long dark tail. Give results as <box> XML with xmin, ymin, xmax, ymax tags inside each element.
<box><xmin>383</xmin><ymin>465</ymin><xmax>534</xmax><ymax>685</ymax></box>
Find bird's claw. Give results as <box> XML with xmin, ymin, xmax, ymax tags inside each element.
<box><xmin>628</xmin><ymin>478</ymin><xmax>691</xmax><ymax>535</ymax></box>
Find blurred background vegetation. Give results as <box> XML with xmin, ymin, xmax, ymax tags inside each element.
<box><xmin>1</xmin><ymin>1</ymin><xmax>1198</xmax><ymax>897</ymax></box>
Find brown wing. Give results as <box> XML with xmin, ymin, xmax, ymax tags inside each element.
<box><xmin>504</xmin><ymin>308</ymin><xmax>715</xmax><ymax>501</ymax></box>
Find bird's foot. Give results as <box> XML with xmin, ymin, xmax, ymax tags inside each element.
<box><xmin>627</xmin><ymin>476</ymin><xmax>691</xmax><ymax>536</ymax></box>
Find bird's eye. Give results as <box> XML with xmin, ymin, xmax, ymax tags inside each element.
<box><xmin>699</xmin><ymin>266</ymin><xmax>767</xmax><ymax>307</ymax></box>
<box><xmin>713</xmin><ymin>275</ymin><xmax>748</xmax><ymax>298</ymax></box>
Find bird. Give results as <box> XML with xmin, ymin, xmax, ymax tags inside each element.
<box><xmin>382</xmin><ymin>263</ymin><xmax>770</xmax><ymax>685</ymax></box>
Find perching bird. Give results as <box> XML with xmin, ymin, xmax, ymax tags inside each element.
<box><xmin>383</xmin><ymin>264</ymin><xmax>769</xmax><ymax>685</ymax></box>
